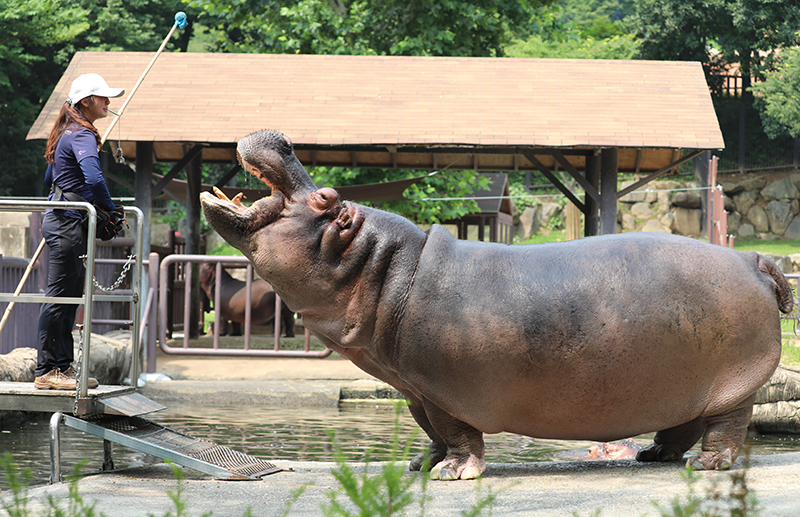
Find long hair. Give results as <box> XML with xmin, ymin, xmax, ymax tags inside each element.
<box><xmin>44</xmin><ymin>100</ymin><xmax>101</xmax><ymax>164</ymax></box>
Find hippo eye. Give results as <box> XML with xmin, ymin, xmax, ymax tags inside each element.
<box><xmin>283</xmin><ymin>134</ymin><xmax>293</xmax><ymax>147</ymax></box>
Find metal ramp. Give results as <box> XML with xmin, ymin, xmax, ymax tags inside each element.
<box><xmin>51</xmin><ymin>413</ymin><xmax>283</xmax><ymax>482</ymax></box>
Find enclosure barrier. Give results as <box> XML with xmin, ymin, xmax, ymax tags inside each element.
<box><xmin>783</xmin><ymin>274</ymin><xmax>800</xmax><ymax>331</ymax></box>
<box><xmin>0</xmin><ymin>200</ymin><xmax>145</xmax><ymax>412</ymax></box>
<box><xmin>157</xmin><ymin>254</ymin><xmax>330</xmax><ymax>358</ymax></box>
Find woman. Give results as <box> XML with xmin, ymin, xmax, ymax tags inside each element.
<box><xmin>34</xmin><ymin>73</ymin><xmax>124</xmax><ymax>390</ymax></box>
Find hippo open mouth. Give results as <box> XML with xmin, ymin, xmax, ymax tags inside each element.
<box><xmin>201</xmin><ymin>130</ymin><xmax>366</xmax><ymax>256</ymax></box>
<box><xmin>200</xmin><ymin>187</ymin><xmax>286</xmax><ymax>251</ymax></box>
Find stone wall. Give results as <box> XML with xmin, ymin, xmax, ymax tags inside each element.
<box><xmin>516</xmin><ymin>171</ymin><xmax>800</xmax><ymax>273</ymax></box>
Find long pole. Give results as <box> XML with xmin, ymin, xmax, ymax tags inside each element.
<box><xmin>0</xmin><ymin>12</ymin><xmax>188</xmax><ymax>337</ymax></box>
<box><xmin>101</xmin><ymin>12</ymin><xmax>187</xmax><ymax>144</ymax></box>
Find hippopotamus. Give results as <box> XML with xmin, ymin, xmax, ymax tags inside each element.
<box><xmin>198</xmin><ymin>262</ymin><xmax>295</xmax><ymax>337</ymax></box>
<box><xmin>200</xmin><ymin>130</ymin><xmax>795</xmax><ymax>481</ymax></box>
<box><xmin>555</xmin><ymin>440</ymin><xmax>644</xmax><ymax>461</ymax></box>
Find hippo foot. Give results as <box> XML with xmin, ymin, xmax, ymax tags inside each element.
<box><xmin>685</xmin><ymin>448</ymin><xmax>736</xmax><ymax>471</ymax></box>
<box><xmin>635</xmin><ymin>443</ymin><xmax>684</xmax><ymax>463</ymax></box>
<box><xmin>430</xmin><ymin>454</ymin><xmax>486</xmax><ymax>481</ymax></box>
<box><xmin>409</xmin><ymin>440</ymin><xmax>447</xmax><ymax>472</ymax></box>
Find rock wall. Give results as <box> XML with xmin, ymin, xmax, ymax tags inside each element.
<box><xmin>516</xmin><ymin>171</ymin><xmax>800</xmax><ymax>273</ymax></box>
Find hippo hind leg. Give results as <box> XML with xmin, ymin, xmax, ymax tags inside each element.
<box><xmin>686</xmin><ymin>395</ymin><xmax>754</xmax><ymax>471</ymax></box>
<box><xmin>637</xmin><ymin>394</ymin><xmax>754</xmax><ymax>471</ymax></box>
<box><xmin>636</xmin><ymin>418</ymin><xmax>706</xmax><ymax>463</ymax></box>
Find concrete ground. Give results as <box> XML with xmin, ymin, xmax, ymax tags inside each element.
<box><xmin>5</xmin><ymin>351</ymin><xmax>800</xmax><ymax>516</ymax></box>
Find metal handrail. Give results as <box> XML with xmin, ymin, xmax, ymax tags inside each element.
<box><xmin>0</xmin><ymin>200</ymin><xmax>144</xmax><ymax>398</ymax></box>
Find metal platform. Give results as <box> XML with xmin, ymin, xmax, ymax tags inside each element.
<box><xmin>0</xmin><ymin>382</ymin><xmax>165</xmax><ymax>416</ymax></box>
<box><xmin>50</xmin><ymin>413</ymin><xmax>283</xmax><ymax>482</ymax></box>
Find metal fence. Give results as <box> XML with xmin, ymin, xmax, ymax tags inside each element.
<box><xmin>713</xmin><ymin>96</ymin><xmax>800</xmax><ymax>174</ymax></box>
<box><xmin>155</xmin><ymin>254</ymin><xmax>330</xmax><ymax>359</ymax></box>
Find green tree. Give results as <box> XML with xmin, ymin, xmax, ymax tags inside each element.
<box><xmin>505</xmin><ymin>32</ymin><xmax>639</xmax><ymax>59</ymax></box>
<box><xmin>310</xmin><ymin>166</ymin><xmax>491</xmax><ymax>224</ymax></box>
<box><xmin>750</xmin><ymin>46</ymin><xmax>800</xmax><ymax>139</ymax></box>
<box><xmin>186</xmin><ymin>0</ymin><xmax>556</xmax><ymax>57</ymax></box>
<box><xmin>625</xmin><ymin>0</ymin><xmax>800</xmax><ymax>93</ymax></box>
<box><xmin>557</xmin><ymin>0</ymin><xmax>636</xmax><ymax>38</ymax></box>
<box><xmin>0</xmin><ymin>0</ymin><xmax>189</xmax><ymax>198</ymax></box>
<box><xmin>0</xmin><ymin>0</ymin><xmax>89</xmax><ymax>197</ymax></box>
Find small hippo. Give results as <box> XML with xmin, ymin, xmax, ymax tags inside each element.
<box><xmin>198</xmin><ymin>262</ymin><xmax>295</xmax><ymax>338</ymax></box>
<box><xmin>555</xmin><ymin>440</ymin><xmax>644</xmax><ymax>461</ymax></box>
<box><xmin>200</xmin><ymin>130</ymin><xmax>794</xmax><ymax>480</ymax></box>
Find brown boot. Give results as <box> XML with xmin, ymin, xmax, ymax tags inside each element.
<box><xmin>34</xmin><ymin>369</ymin><xmax>77</xmax><ymax>390</ymax></box>
<box><xmin>63</xmin><ymin>367</ymin><xmax>99</xmax><ymax>389</ymax></box>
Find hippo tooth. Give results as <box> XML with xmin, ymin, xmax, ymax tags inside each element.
<box><xmin>212</xmin><ymin>186</ymin><xmax>232</xmax><ymax>202</ymax></box>
<box><xmin>232</xmin><ymin>192</ymin><xmax>245</xmax><ymax>206</ymax></box>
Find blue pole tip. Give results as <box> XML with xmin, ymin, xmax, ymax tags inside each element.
<box><xmin>174</xmin><ymin>12</ymin><xmax>188</xmax><ymax>29</ymax></box>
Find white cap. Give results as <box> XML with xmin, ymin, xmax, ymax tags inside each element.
<box><xmin>68</xmin><ymin>73</ymin><xmax>125</xmax><ymax>105</ymax></box>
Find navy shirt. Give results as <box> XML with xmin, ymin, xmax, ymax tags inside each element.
<box><xmin>46</xmin><ymin>125</ymin><xmax>115</xmax><ymax>219</ymax></box>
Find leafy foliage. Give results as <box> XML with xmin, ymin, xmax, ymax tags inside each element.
<box><xmin>0</xmin><ymin>0</ymin><xmax>191</xmax><ymax>198</ymax></box>
<box><xmin>625</xmin><ymin>0</ymin><xmax>800</xmax><ymax>93</ymax></box>
<box><xmin>504</xmin><ymin>1</ymin><xmax>640</xmax><ymax>63</ymax></box>
<box><xmin>185</xmin><ymin>0</ymin><xmax>556</xmax><ymax>57</ymax></box>
<box><xmin>505</xmin><ymin>32</ymin><xmax>639</xmax><ymax>59</ymax></box>
<box><xmin>309</xmin><ymin>166</ymin><xmax>491</xmax><ymax>224</ymax></box>
<box><xmin>750</xmin><ymin>46</ymin><xmax>800</xmax><ymax>139</ymax></box>
<box><xmin>0</xmin><ymin>0</ymin><xmax>89</xmax><ymax>197</ymax></box>
<box><xmin>557</xmin><ymin>0</ymin><xmax>636</xmax><ymax>38</ymax></box>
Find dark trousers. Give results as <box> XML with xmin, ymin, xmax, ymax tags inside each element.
<box><xmin>35</xmin><ymin>212</ymin><xmax>87</xmax><ymax>376</ymax></box>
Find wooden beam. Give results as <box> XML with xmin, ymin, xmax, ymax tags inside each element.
<box><xmin>521</xmin><ymin>150</ymin><xmax>585</xmax><ymax>212</ymax></box>
<box><xmin>634</xmin><ymin>148</ymin><xmax>643</xmax><ymax>174</ymax></box>
<box><xmin>545</xmin><ymin>148</ymin><xmax>600</xmax><ymax>203</ymax></box>
<box><xmin>152</xmin><ymin>144</ymin><xmax>206</xmax><ymax>195</ymax></box>
<box><xmin>214</xmin><ymin>163</ymin><xmax>242</xmax><ymax>189</ymax></box>
<box><xmin>616</xmin><ymin>149</ymin><xmax>705</xmax><ymax>199</ymax></box>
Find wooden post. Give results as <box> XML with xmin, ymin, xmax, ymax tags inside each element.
<box><xmin>135</xmin><ymin>141</ymin><xmax>154</xmax><ymax>256</ymax></box>
<box><xmin>584</xmin><ymin>151</ymin><xmax>600</xmax><ymax>237</ymax></box>
<box><xmin>186</xmin><ymin>148</ymin><xmax>202</xmax><ymax>339</ymax></box>
<box><xmin>565</xmin><ymin>201</ymin><xmax>581</xmax><ymax>241</ymax></box>
<box><xmin>600</xmin><ymin>148</ymin><xmax>618</xmax><ymax>235</ymax></box>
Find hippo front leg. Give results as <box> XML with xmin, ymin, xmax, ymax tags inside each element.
<box><xmin>415</xmin><ymin>397</ymin><xmax>486</xmax><ymax>480</ymax></box>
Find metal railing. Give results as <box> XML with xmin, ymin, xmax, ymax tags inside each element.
<box><xmin>157</xmin><ymin>254</ymin><xmax>331</xmax><ymax>358</ymax></box>
<box><xmin>0</xmin><ymin>200</ymin><xmax>144</xmax><ymax>398</ymax></box>
<box><xmin>783</xmin><ymin>274</ymin><xmax>799</xmax><ymax>331</ymax></box>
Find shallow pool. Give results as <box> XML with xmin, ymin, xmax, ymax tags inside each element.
<box><xmin>2</xmin><ymin>403</ymin><xmax>799</xmax><ymax>489</ymax></box>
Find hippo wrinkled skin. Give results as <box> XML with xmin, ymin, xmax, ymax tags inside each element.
<box><xmin>201</xmin><ymin>130</ymin><xmax>794</xmax><ymax>480</ymax></box>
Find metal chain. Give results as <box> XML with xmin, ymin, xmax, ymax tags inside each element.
<box><xmin>74</xmin><ymin>324</ymin><xmax>84</xmax><ymax>416</ymax></box>
<box><xmin>81</xmin><ymin>253</ymin><xmax>135</xmax><ymax>292</ymax></box>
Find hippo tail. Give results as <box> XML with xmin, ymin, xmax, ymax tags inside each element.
<box><xmin>755</xmin><ymin>253</ymin><xmax>795</xmax><ymax>315</ymax></box>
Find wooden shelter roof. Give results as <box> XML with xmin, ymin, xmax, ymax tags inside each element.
<box><xmin>28</xmin><ymin>52</ymin><xmax>723</xmax><ymax>175</ymax></box>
